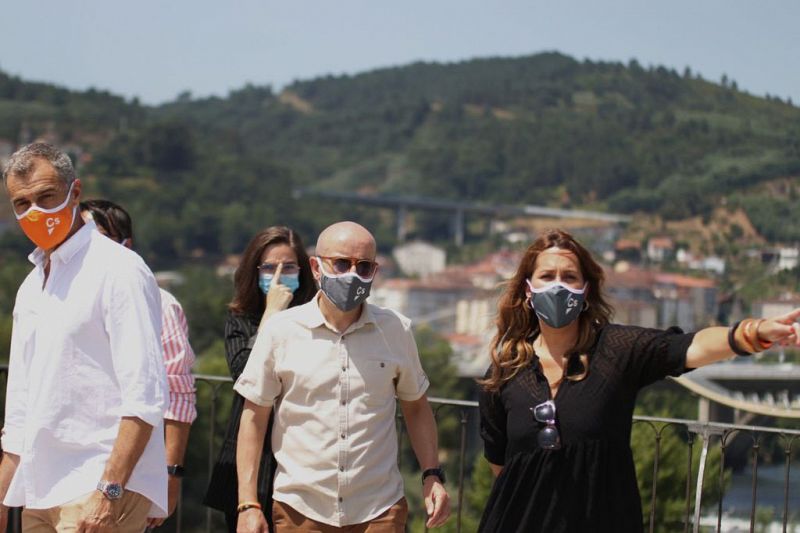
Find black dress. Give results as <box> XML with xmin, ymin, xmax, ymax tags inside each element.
<box><xmin>203</xmin><ymin>312</ymin><xmax>275</xmax><ymax>532</ymax></box>
<box><xmin>478</xmin><ymin>324</ymin><xmax>695</xmax><ymax>533</ymax></box>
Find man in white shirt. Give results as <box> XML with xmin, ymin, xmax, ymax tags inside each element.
<box><xmin>0</xmin><ymin>143</ymin><xmax>168</xmax><ymax>532</ymax></box>
<box><xmin>235</xmin><ymin>221</ymin><xmax>450</xmax><ymax>533</ymax></box>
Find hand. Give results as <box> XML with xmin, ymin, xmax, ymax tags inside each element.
<box><xmin>0</xmin><ymin>504</ymin><xmax>9</xmax><ymax>533</ymax></box>
<box><xmin>423</xmin><ymin>477</ymin><xmax>450</xmax><ymax>528</ymax></box>
<box><xmin>146</xmin><ymin>476</ymin><xmax>181</xmax><ymax>528</ymax></box>
<box><xmin>236</xmin><ymin>507</ymin><xmax>269</xmax><ymax>533</ymax></box>
<box><xmin>759</xmin><ymin>308</ymin><xmax>800</xmax><ymax>346</ymax></box>
<box><xmin>76</xmin><ymin>491</ymin><xmax>117</xmax><ymax>533</ymax></box>
<box><xmin>263</xmin><ymin>263</ymin><xmax>294</xmax><ymax>318</ymax></box>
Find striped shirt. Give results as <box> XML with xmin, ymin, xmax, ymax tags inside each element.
<box><xmin>159</xmin><ymin>288</ymin><xmax>197</xmax><ymax>424</ymax></box>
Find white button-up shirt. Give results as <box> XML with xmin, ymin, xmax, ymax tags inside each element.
<box><xmin>235</xmin><ymin>294</ymin><xmax>429</xmax><ymax>527</ymax></box>
<box><xmin>1</xmin><ymin>221</ymin><xmax>168</xmax><ymax>515</ymax></box>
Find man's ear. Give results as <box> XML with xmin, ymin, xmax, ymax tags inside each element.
<box><xmin>310</xmin><ymin>256</ymin><xmax>322</xmax><ymax>281</ymax></box>
<box><xmin>70</xmin><ymin>179</ymin><xmax>82</xmax><ymax>205</ymax></box>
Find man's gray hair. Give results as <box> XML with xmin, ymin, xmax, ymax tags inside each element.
<box><xmin>2</xmin><ymin>142</ymin><xmax>76</xmax><ymax>187</ymax></box>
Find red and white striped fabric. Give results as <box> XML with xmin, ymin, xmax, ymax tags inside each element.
<box><xmin>160</xmin><ymin>288</ymin><xmax>197</xmax><ymax>423</ymax></box>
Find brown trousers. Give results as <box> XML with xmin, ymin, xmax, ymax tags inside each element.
<box><xmin>272</xmin><ymin>498</ymin><xmax>408</xmax><ymax>533</ymax></box>
<box><xmin>22</xmin><ymin>490</ymin><xmax>151</xmax><ymax>533</ymax></box>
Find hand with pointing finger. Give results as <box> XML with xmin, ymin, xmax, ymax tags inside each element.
<box><xmin>263</xmin><ymin>262</ymin><xmax>294</xmax><ymax>320</ymax></box>
<box><xmin>757</xmin><ymin>308</ymin><xmax>800</xmax><ymax>347</ymax></box>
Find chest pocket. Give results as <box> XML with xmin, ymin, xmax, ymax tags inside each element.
<box><xmin>355</xmin><ymin>359</ymin><xmax>396</xmax><ymax>407</ymax></box>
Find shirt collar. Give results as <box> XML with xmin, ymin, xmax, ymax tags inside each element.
<box><xmin>296</xmin><ymin>291</ymin><xmax>376</xmax><ymax>332</ymax></box>
<box><xmin>28</xmin><ymin>219</ymin><xmax>96</xmax><ymax>267</ymax></box>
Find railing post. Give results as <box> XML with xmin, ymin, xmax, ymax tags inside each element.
<box><xmin>206</xmin><ymin>382</ymin><xmax>222</xmax><ymax>533</ymax></box>
<box><xmin>781</xmin><ymin>437</ymin><xmax>794</xmax><ymax>533</ymax></box>
<box><xmin>749</xmin><ymin>438</ymin><xmax>760</xmax><ymax>533</ymax></box>
<box><xmin>687</xmin><ymin>423</ymin><xmax>724</xmax><ymax>533</ymax></box>
<box><xmin>648</xmin><ymin>431</ymin><xmax>661</xmax><ymax>533</ymax></box>
<box><xmin>716</xmin><ymin>435</ymin><xmax>729</xmax><ymax>533</ymax></box>
<box><xmin>457</xmin><ymin>409</ymin><xmax>468</xmax><ymax>533</ymax></box>
<box><xmin>683</xmin><ymin>431</ymin><xmax>694</xmax><ymax>533</ymax></box>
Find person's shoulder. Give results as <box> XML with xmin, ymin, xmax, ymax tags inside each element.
<box><xmin>274</xmin><ymin>300</ymin><xmax>316</xmax><ymax>324</ymax></box>
<box><xmin>368</xmin><ymin>303</ymin><xmax>412</xmax><ymax>331</ymax></box>
<box><xmin>89</xmin><ymin>232</ymin><xmax>150</xmax><ymax>274</ymax></box>
<box><xmin>159</xmin><ymin>288</ymin><xmax>180</xmax><ymax>307</ymax></box>
<box><xmin>594</xmin><ymin>323</ymin><xmax>638</xmax><ymax>348</ymax></box>
<box><xmin>595</xmin><ymin>323</ymin><xmax>686</xmax><ymax>356</ymax></box>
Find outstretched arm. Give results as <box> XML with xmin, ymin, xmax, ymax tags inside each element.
<box><xmin>686</xmin><ymin>309</ymin><xmax>800</xmax><ymax>368</ymax></box>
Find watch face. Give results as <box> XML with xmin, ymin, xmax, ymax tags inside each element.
<box><xmin>106</xmin><ymin>483</ymin><xmax>123</xmax><ymax>499</ymax></box>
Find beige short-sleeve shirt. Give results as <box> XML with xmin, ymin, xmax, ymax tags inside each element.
<box><xmin>234</xmin><ymin>294</ymin><xmax>429</xmax><ymax>527</ymax></box>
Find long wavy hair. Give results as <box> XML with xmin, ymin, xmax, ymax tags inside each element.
<box><xmin>229</xmin><ymin>226</ymin><xmax>316</xmax><ymax>317</ymax></box>
<box><xmin>480</xmin><ymin>229</ymin><xmax>614</xmax><ymax>392</ymax></box>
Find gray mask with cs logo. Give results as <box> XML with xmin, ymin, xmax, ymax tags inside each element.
<box><xmin>319</xmin><ymin>270</ymin><xmax>373</xmax><ymax>312</ymax></box>
<box><xmin>527</xmin><ymin>280</ymin><xmax>587</xmax><ymax>329</ymax></box>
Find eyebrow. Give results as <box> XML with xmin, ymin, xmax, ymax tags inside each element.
<box><xmin>536</xmin><ymin>268</ymin><xmax>580</xmax><ymax>275</ymax></box>
<box><xmin>13</xmin><ymin>184</ymin><xmax>60</xmax><ymax>201</ymax></box>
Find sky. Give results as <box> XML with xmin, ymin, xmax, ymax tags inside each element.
<box><xmin>2</xmin><ymin>1</ymin><xmax>798</xmax><ymax>105</ymax></box>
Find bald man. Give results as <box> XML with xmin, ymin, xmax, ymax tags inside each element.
<box><xmin>234</xmin><ymin>222</ymin><xmax>450</xmax><ymax>532</ymax></box>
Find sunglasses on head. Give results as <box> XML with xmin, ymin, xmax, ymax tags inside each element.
<box><xmin>530</xmin><ymin>400</ymin><xmax>561</xmax><ymax>450</ymax></box>
<box><xmin>317</xmin><ymin>255</ymin><xmax>378</xmax><ymax>279</ymax></box>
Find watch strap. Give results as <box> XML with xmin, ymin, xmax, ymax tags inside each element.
<box><xmin>421</xmin><ymin>467</ymin><xmax>446</xmax><ymax>484</ymax></box>
<box><xmin>167</xmin><ymin>464</ymin><xmax>186</xmax><ymax>477</ymax></box>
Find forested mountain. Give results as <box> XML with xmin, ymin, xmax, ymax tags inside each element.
<box><xmin>2</xmin><ymin>52</ymin><xmax>799</xmax><ymax>266</ymax></box>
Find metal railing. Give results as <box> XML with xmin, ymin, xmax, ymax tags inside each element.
<box><xmin>1</xmin><ymin>369</ymin><xmax>799</xmax><ymax>532</ymax></box>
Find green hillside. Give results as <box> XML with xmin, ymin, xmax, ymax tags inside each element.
<box><xmin>2</xmin><ymin>52</ymin><xmax>800</xmax><ymax>265</ymax></box>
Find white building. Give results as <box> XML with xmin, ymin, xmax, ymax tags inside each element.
<box><xmin>392</xmin><ymin>241</ymin><xmax>446</xmax><ymax>277</ymax></box>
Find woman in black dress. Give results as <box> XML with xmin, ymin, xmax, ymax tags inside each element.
<box><xmin>204</xmin><ymin>226</ymin><xmax>316</xmax><ymax>532</ymax></box>
<box><xmin>478</xmin><ymin>229</ymin><xmax>800</xmax><ymax>533</ymax></box>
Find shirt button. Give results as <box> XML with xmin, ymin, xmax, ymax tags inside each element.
<box><xmin>339</xmin><ymin>466</ymin><xmax>345</xmax><ymax>472</ymax></box>
<box><xmin>341</xmin><ymin>400</ymin><xmax>346</xmax><ymax>405</ymax></box>
<box><xmin>341</xmin><ymin>366</ymin><xmax>346</xmax><ymax>372</ymax></box>
<box><xmin>338</xmin><ymin>497</ymin><xmax>343</xmax><ymax>502</ymax></box>
<box><xmin>341</xmin><ymin>433</ymin><xmax>346</xmax><ymax>439</ymax></box>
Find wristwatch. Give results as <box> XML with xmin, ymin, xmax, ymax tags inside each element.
<box><xmin>167</xmin><ymin>464</ymin><xmax>186</xmax><ymax>478</ymax></box>
<box><xmin>97</xmin><ymin>480</ymin><xmax>124</xmax><ymax>500</ymax></box>
<box><xmin>421</xmin><ymin>467</ymin><xmax>446</xmax><ymax>485</ymax></box>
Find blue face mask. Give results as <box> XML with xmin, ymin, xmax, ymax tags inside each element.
<box><xmin>259</xmin><ymin>273</ymin><xmax>301</xmax><ymax>295</ymax></box>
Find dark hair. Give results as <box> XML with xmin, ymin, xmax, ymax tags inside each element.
<box><xmin>480</xmin><ymin>229</ymin><xmax>614</xmax><ymax>392</ymax></box>
<box><xmin>230</xmin><ymin>226</ymin><xmax>316</xmax><ymax>316</ymax></box>
<box><xmin>80</xmin><ymin>199</ymin><xmax>133</xmax><ymax>242</ymax></box>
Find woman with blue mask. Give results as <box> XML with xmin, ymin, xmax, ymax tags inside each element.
<box><xmin>204</xmin><ymin>226</ymin><xmax>315</xmax><ymax>533</ymax></box>
<box><xmin>477</xmin><ymin>229</ymin><xmax>800</xmax><ymax>533</ymax></box>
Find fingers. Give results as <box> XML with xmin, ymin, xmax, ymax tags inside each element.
<box><xmin>273</xmin><ymin>262</ymin><xmax>283</xmax><ymax>284</ymax></box>
<box><xmin>425</xmin><ymin>486</ymin><xmax>451</xmax><ymax>528</ymax></box>
<box><xmin>780</xmin><ymin>308</ymin><xmax>800</xmax><ymax>324</ymax></box>
<box><xmin>764</xmin><ymin>317</ymin><xmax>800</xmax><ymax>344</ymax></box>
<box><xmin>147</xmin><ymin>517</ymin><xmax>165</xmax><ymax>528</ymax></box>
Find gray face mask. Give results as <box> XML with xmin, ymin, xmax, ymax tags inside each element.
<box><xmin>527</xmin><ymin>280</ymin><xmax>587</xmax><ymax>329</ymax></box>
<box><xmin>319</xmin><ymin>269</ymin><xmax>373</xmax><ymax>312</ymax></box>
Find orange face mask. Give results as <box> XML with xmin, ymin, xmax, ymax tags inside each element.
<box><xmin>14</xmin><ymin>181</ymin><xmax>77</xmax><ymax>250</ymax></box>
